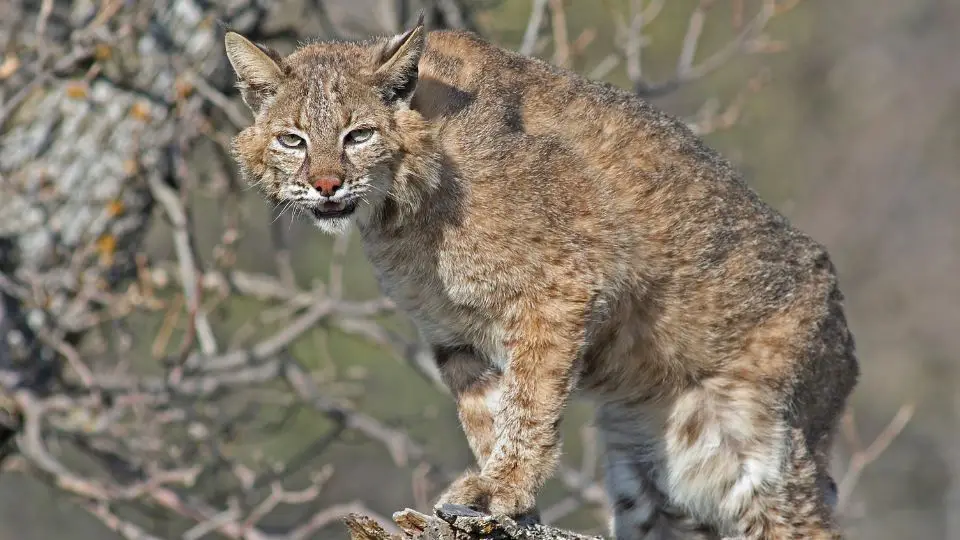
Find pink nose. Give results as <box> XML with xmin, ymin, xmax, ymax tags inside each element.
<box><xmin>312</xmin><ymin>176</ymin><xmax>342</xmax><ymax>196</ymax></box>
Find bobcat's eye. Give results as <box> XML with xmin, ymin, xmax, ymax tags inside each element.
<box><xmin>344</xmin><ymin>128</ymin><xmax>375</xmax><ymax>145</ymax></box>
<box><xmin>277</xmin><ymin>133</ymin><xmax>305</xmax><ymax>148</ymax></box>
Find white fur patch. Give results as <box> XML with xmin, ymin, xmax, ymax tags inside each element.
<box><xmin>483</xmin><ymin>385</ymin><xmax>502</xmax><ymax>417</ymax></box>
<box><xmin>311</xmin><ymin>215</ymin><xmax>353</xmax><ymax>235</ymax></box>
<box><xmin>661</xmin><ymin>386</ymin><xmax>787</xmax><ymax>533</ymax></box>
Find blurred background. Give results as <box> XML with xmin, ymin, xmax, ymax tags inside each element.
<box><xmin>0</xmin><ymin>0</ymin><xmax>957</xmax><ymax>539</ymax></box>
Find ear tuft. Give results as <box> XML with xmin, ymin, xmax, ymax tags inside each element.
<box><xmin>224</xmin><ymin>32</ymin><xmax>285</xmax><ymax>114</ymax></box>
<box><xmin>373</xmin><ymin>13</ymin><xmax>426</xmax><ymax>105</ymax></box>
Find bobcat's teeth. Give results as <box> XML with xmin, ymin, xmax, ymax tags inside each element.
<box><xmin>321</xmin><ymin>201</ymin><xmax>345</xmax><ymax>211</ymax></box>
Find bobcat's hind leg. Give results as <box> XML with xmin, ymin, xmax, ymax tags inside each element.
<box><xmin>602</xmin><ymin>449</ymin><xmax>720</xmax><ymax>540</ymax></box>
<box><xmin>599</xmin><ymin>402</ymin><xmax>721</xmax><ymax>540</ymax></box>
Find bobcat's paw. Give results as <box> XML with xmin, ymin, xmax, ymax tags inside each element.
<box><xmin>436</xmin><ymin>472</ymin><xmax>536</xmax><ymax>518</ymax></box>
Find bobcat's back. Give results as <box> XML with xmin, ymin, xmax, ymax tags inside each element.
<box><xmin>413</xmin><ymin>29</ymin><xmax>846</xmax><ymax>367</ymax></box>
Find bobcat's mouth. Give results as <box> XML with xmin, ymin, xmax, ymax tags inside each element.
<box><xmin>311</xmin><ymin>200</ymin><xmax>357</xmax><ymax>219</ymax></box>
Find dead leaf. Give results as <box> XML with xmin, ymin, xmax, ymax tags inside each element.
<box><xmin>0</xmin><ymin>55</ymin><xmax>19</xmax><ymax>80</ymax></box>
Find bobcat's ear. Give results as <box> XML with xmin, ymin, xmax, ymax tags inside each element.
<box><xmin>224</xmin><ymin>32</ymin><xmax>284</xmax><ymax>114</ymax></box>
<box><xmin>373</xmin><ymin>12</ymin><xmax>426</xmax><ymax>105</ymax></box>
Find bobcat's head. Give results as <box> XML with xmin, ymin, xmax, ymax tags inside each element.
<box><xmin>225</xmin><ymin>17</ymin><xmax>440</xmax><ymax>235</ymax></box>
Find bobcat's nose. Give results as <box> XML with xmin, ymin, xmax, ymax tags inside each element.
<box><xmin>312</xmin><ymin>176</ymin><xmax>342</xmax><ymax>197</ymax></box>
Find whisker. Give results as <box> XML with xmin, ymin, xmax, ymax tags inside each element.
<box><xmin>359</xmin><ymin>184</ymin><xmax>409</xmax><ymax>207</ymax></box>
<box><xmin>244</xmin><ymin>176</ymin><xmax>270</xmax><ymax>191</ymax></box>
<box><xmin>290</xmin><ymin>205</ymin><xmax>303</xmax><ymax>231</ymax></box>
<box><xmin>272</xmin><ymin>201</ymin><xmax>292</xmax><ymax>224</ymax></box>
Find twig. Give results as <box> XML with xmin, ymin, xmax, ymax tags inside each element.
<box><xmin>296</xmin><ymin>502</ymin><xmax>400</xmax><ymax>539</ymax></box>
<box><xmin>542</xmin><ymin>425</ymin><xmax>600</xmax><ymax>524</ymax></box>
<box><xmin>36</xmin><ymin>332</ymin><xmax>96</xmax><ymax>389</ymax></box>
<box><xmin>241</xmin><ymin>481</ymin><xmax>322</xmax><ymax>532</ymax></box>
<box><xmin>836</xmin><ymin>403</ymin><xmax>915</xmax><ymax>513</ymax></box>
<box><xmin>547</xmin><ymin>0</ymin><xmax>571</xmax><ymax>68</ymax></box>
<box><xmin>282</xmin><ymin>360</ymin><xmax>416</xmax><ymax>467</ymax></box>
<box><xmin>181</xmin><ymin>508</ymin><xmax>242</xmax><ymax>540</ymax></box>
<box><xmin>0</xmin><ymin>72</ymin><xmax>48</xmax><ymax>128</ymax></box>
<box><xmin>411</xmin><ymin>462</ymin><xmax>433</xmax><ymax>511</ymax></box>
<box><xmin>146</xmin><ymin>172</ymin><xmax>218</xmax><ymax>356</ymax></box>
<box><xmin>151</xmin><ymin>293</ymin><xmax>183</xmax><ymax>359</ymax></box>
<box><xmin>732</xmin><ymin>0</ymin><xmax>745</xmax><ymax>29</ymax></box>
<box><xmin>633</xmin><ymin>0</ymin><xmax>789</xmax><ymax>97</ymax></box>
<box><xmin>14</xmin><ymin>391</ymin><xmax>111</xmax><ymax>499</ymax></box>
<box><xmin>184</xmin><ymin>70</ymin><xmax>251</xmax><ymax>130</ymax></box>
<box><xmin>328</xmin><ymin>232</ymin><xmax>351</xmax><ymax>300</ymax></box>
<box><xmin>686</xmin><ymin>68</ymin><xmax>771</xmax><ymax>136</ymax></box>
<box><xmin>519</xmin><ymin>0</ymin><xmax>550</xmax><ymax>57</ymax></box>
<box><xmin>175</xmin><ymin>296</ymin><xmax>389</xmax><ymax>376</ymax></box>
<box><xmin>588</xmin><ymin>53</ymin><xmax>620</xmax><ymax>80</ymax></box>
<box><xmin>579</xmin><ymin>425</ymin><xmax>598</xmax><ymax>481</ymax></box>
<box><xmin>249</xmin><ymin>427</ymin><xmax>344</xmax><ymax>492</ymax></box>
<box><xmin>81</xmin><ymin>501</ymin><xmax>166</xmax><ymax>540</ymax></box>
<box><xmin>34</xmin><ymin>0</ymin><xmax>54</xmax><ymax>61</ymax></box>
<box><xmin>624</xmin><ymin>0</ymin><xmax>645</xmax><ymax>84</ymax></box>
<box><xmin>677</xmin><ymin>1</ymin><xmax>711</xmax><ymax>76</ymax></box>
<box><xmin>434</xmin><ymin>0</ymin><xmax>468</xmax><ymax>30</ymax></box>
<box><xmin>310</xmin><ymin>0</ymin><xmax>344</xmax><ymax>39</ymax></box>
<box><xmin>270</xmin><ymin>204</ymin><xmax>299</xmax><ymax>290</ymax></box>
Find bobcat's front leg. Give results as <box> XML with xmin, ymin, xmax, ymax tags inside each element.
<box><xmin>438</xmin><ymin>302</ymin><xmax>585</xmax><ymax>518</ymax></box>
<box><xmin>433</xmin><ymin>344</ymin><xmax>501</xmax><ymax>466</ymax></box>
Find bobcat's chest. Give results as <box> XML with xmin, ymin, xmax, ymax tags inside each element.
<box><xmin>361</xmin><ymin>234</ymin><xmax>509</xmax><ymax>363</ymax></box>
<box><xmin>378</xmin><ymin>266</ymin><xmax>463</xmax><ymax>345</ymax></box>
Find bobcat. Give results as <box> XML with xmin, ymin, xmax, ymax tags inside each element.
<box><xmin>225</xmin><ymin>15</ymin><xmax>858</xmax><ymax>540</ymax></box>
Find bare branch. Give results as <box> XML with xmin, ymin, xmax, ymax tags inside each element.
<box><xmin>547</xmin><ymin>0</ymin><xmax>571</xmax><ymax>68</ymax></box>
<box><xmin>520</xmin><ymin>0</ymin><xmax>550</xmax><ymax>57</ymax></box>
<box><xmin>146</xmin><ymin>172</ymin><xmax>219</xmax><ymax>356</ymax></box>
<box><xmin>630</xmin><ymin>0</ymin><xmax>797</xmax><ymax>97</ymax></box>
<box><xmin>836</xmin><ymin>403</ymin><xmax>915</xmax><ymax>513</ymax></box>
<box><xmin>183</xmin><ymin>69</ymin><xmax>252</xmax><ymax>130</ymax></box>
